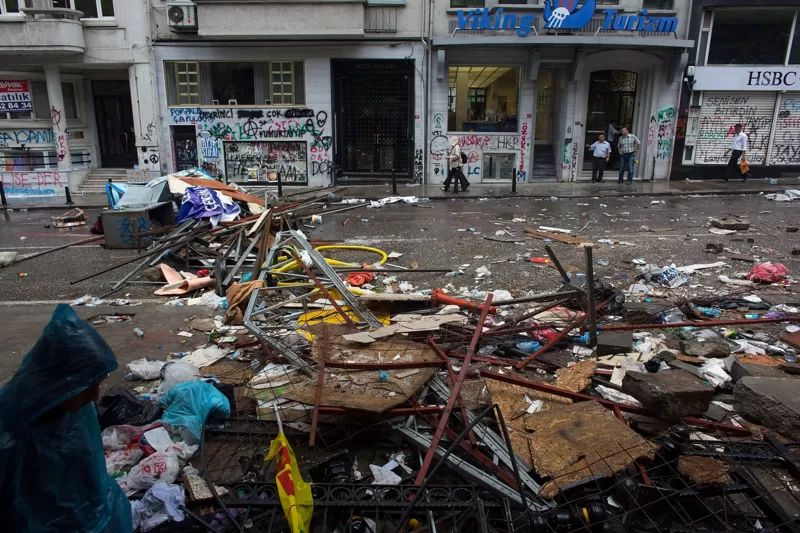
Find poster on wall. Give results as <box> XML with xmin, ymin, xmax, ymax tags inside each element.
<box><xmin>0</xmin><ymin>81</ymin><xmax>33</xmax><ymax>113</ymax></box>
<box><xmin>223</xmin><ymin>141</ymin><xmax>308</xmax><ymax>185</ymax></box>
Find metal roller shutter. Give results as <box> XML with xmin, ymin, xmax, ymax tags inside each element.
<box><xmin>770</xmin><ymin>93</ymin><xmax>800</xmax><ymax>165</ymax></box>
<box><xmin>694</xmin><ymin>91</ymin><xmax>777</xmax><ymax>165</ymax></box>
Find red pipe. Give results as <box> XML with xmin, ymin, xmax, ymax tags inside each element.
<box><xmin>431</xmin><ymin>288</ymin><xmax>498</xmax><ymax>314</ymax></box>
<box><xmin>414</xmin><ymin>294</ymin><xmax>494</xmax><ymax>486</ymax></box>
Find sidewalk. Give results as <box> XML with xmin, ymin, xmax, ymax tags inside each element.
<box><xmin>4</xmin><ymin>177</ymin><xmax>799</xmax><ymax>210</ymax></box>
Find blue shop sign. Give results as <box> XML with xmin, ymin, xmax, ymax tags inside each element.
<box><xmin>455</xmin><ymin>1</ymin><xmax>678</xmax><ymax>37</ymax></box>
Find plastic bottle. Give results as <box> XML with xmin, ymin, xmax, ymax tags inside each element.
<box><xmin>133</xmin><ymin>327</ymin><xmax>144</xmax><ymax>338</ymax></box>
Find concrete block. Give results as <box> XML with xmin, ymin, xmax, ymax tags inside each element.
<box><xmin>596</xmin><ymin>331</ymin><xmax>633</xmax><ymax>356</ymax></box>
<box><xmin>622</xmin><ymin>369</ymin><xmax>714</xmax><ymax>419</ymax></box>
<box><xmin>734</xmin><ymin>377</ymin><xmax>800</xmax><ymax>440</ymax></box>
<box><xmin>730</xmin><ymin>358</ymin><xmax>785</xmax><ymax>382</ymax></box>
<box><xmin>711</xmin><ymin>218</ymin><xmax>750</xmax><ymax>231</ymax></box>
<box><xmin>680</xmin><ymin>338</ymin><xmax>731</xmax><ymax>358</ymax></box>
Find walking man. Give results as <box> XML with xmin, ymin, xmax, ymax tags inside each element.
<box><xmin>726</xmin><ymin>123</ymin><xmax>748</xmax><ymax>182</ymax></box>
<box><xmin>587</xmin><ymin>133</ymin><xmax>611</xmax><ymax>182</ymax></box>
<box><xmin>441</xmin><ymin>136</ymin><xmax>470</xmax><ymax>192</ymax></box>
<box><xmin>616</xmin><ymin>127</ymin><xmax>640</xmax><ymax>183</ymax></box>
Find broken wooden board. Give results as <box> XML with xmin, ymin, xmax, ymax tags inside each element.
<box><xmin>525</xmin><ymin>228</ymin><xmax>591</xmax><ymax>246</ymax></box>
<box><xmin>51</xmin><ymin>208</ymin><xmax>86</xmax><ymax>228</ymax></box>
<box><xmin>677</xmin><ymin>456</ymin><xmax>732</xmax><ymax>486</ymax></box>
<box><xmin>524</xmin><ymin>401</ymin><xmax>656</xmax><ymax>498</ymax></box>
<box><xmin>284</xmin><ymin>333</ymin><xmax>438</xmax><ymax>412</ymax></box>
<box><xmin>174</xmin><ymin>176</ymin><xmax>266</xmax><ymax>206</ymax></box>
<box><xmin>780</xmin><ymin>332</ymin><xmax>800</xmax><ymax>351</ymax></box>
<box><xmin>526</xmin><ymin>360</ymin><xmax>597</xmax><ymax>404</ymax></box>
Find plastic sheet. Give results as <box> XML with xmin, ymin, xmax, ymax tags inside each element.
<box><xmin>97</xmin><ymin>385</ymin><xmax>162</xmax><ymax>429</ymax></box>
<box><xmin>160</xmin><ymin>380</ymin><xmax>231</xmax><ymax>443</ymax></box>
<box><xmin>0</xmin><ymin>304</ymin><xmax>132</xmax><ymax>532</ymax></box>
<box><xmin>176</xmin><ymin>186</ymin><xmax>240</xmax><ymax>227</ymax></box>
<box><xmin>159</xmin><ymin>361</ymin><xmax>200</xmax><ymax>394</ymax></box>
<box><xmin>746</xmin><ymin>262</ymin><xmax>789</xmax><ymax>284</ymax></box>
<box><xmin>131</xmin><ymin>483</ymin><xmax>186</xmax><ymax>531</ymax></box>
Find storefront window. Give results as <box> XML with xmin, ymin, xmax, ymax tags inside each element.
<box><xmin>448</xmin><ymin>66</ymin><xmax>519</xmax><ymax>133</ymax></box>
<box><xmin>708</xmin><ymin>10</ymin><xmax>793</xmax><ymax>65</ymax></box>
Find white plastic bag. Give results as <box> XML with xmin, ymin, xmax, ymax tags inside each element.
<box><xmin>105</xmin><ymin>448</ymin><xmax>144</xmax><ymax>474</ymax></box>
<box><xmin>125</xmin><ymin>452</ymin><xmax>180</xmax><ymax>494</ymax></box>
<box><xmin>159</xmin><ymin>361</ymin><xmax>200</xmax><ymax>394</ymax></box>
<box><xmin>131</xmin><ymin>483</ymin><xmax>186</xmax><ymax>531</ymax></box>
<box><xmin>126</xmin><ymin>358</ymin><xmax>166</xmax><ymax>380</ymax></box>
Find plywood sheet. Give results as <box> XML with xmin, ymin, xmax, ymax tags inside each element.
<box><xmin>524</xmin><ymin>402</ymin><xmax>655</xmax><ymax>498</ymax></box>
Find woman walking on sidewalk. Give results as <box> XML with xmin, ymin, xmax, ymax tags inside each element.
<box><xmin>441</xmin><ymin>136</ymin><xmax>470</xmax><ymax>192</ymax></box>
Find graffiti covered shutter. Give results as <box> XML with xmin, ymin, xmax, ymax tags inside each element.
<box><xmin>770</xmin><ymin>93</ymin><xmax>800</xmax><ymax>165</ymax></box>
<box><xmin>694</xmin><ymin>92</ymin><xmax>777</xmax><ymax>166</ymax></box>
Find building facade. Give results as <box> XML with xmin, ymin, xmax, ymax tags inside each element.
<box><xmin>0</xmin><ymin>0</ymin><xmax>161</xmax><ymax>198</ymax></box>
<box><xmin>1</xmin><ymin>0</ymin><xmax>696</xmax><ymax>199</ymax></box>
<box><xmin>673</xmin><ymin>0</ymin><xmax>800</xmax><ymax>179</ymax></box>
<box><xmin>430</xmin><ymin>0</ymin><xmax>692</xmax><ymax>184</ymax></box>
<box><xmin>151</xmin><ymin>0</ymin><xmax>427</xmax><ymax>188</ymax></box>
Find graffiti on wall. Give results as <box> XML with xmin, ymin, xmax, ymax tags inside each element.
<box><xmin>694</xmin><ymin>95</ymin><xmax>774</xmax><ymax>165</ymax></box>
<box><xmin>647</xmin><ymin>115</ymin><xmax>657</xmax><ymax>148</ymax></box>
<box><xmin>0</xmin><ymin>171</ymin><xmax>65</xmax><ymax>197</ymax></box>
<box><xmin>427</xmin><ymin>115</ymin><xmax>521</xmax><ymax>183</ymax></box>
<box><xmin>770</xmin><ymin>97</ymin><xmax>800</xmax><ymax>164</ymax></box>
<box><xmin>0</xmin><ymin>129</ymin><xmax>56</xmax><ymax>146</ymax></box>
<box><xmin>656</xmin><ymin>105</ymin><xmax>675</xmax><ymax>160</ymax></box>
<box><xmin>517</xmin><ymin>122</ymin><xmax>529</xmax><ymax>181</ymax></box>
<box><xmin>560</xmin><ymin>140</ymin><xmax>578</xmax><ymax>182</ymax></box>
<box><xmin>168</xmin><ymin>107</ymin><xmax>332</xmax><ymax>184</ymax></box>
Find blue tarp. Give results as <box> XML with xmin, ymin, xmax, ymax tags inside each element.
<box><xmin>160</xmin><ymin>380</ymin><xmax>230</xmax><ymax>443</ymax></box>
<box><xmin>0</xmin><ymin>305</ymin><xmax>132</xmax><ymax>532</ymax></box>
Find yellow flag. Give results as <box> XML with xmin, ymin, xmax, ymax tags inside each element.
<box><xmin>266</xmin><ymin>431</ymin><xmax>313</xmax><ymax>533</ymax></box>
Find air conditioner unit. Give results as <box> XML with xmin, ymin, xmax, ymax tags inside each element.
<box><xmin>167</xmin><ymin>0</ymin><xmax>197</xmax><ymax>32</ymax></box>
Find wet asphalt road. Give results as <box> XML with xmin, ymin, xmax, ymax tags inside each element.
<box><xmin>1</xmin><ymin>194</ymin><xmax>799</xmax><ymax>302</ymax></box>
<box><xmin>0</xmin><ymin>192</ymin><xmax>798</xmax><ymax>386</ymax></box>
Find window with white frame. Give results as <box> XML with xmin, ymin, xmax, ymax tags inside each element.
<box><xmin>52</xmin><ymin>0</ymin><xmax>114</xmax><ymax>18</ymax></box>
<box><xmin>175</xmin><ymin>62</ymin><xmax>201</xmax><ymax>105</ymax></box>
<box><xmin>269</xmin><ymin>62</ymin><xmax>296</xmax><ymax>106</ymax></box>
<box><xmin>0</xmin><ymin>0</ymin><xmax>22</xmax><ymax>15</ymax></box>
<box><xmin>165</xmin><ymin>61</ymin><xmax>306</xmax><ymax>106</ymax></box>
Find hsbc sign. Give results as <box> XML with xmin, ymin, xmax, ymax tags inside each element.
<box><xmin>694</xmin><ymin>66</ymin><xmax>800</xmax><ymax>91</ymax></box>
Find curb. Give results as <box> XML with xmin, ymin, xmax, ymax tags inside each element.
<box><xmin>0</xmin><ymin>186</ymin><xmax>784</xmax><ymax>210</ymax></box>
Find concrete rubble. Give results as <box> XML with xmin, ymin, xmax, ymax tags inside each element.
<box><xmin>2</xmin><ymin>174</ymin><xmax>800</xmax><ymax>532</ymax></box>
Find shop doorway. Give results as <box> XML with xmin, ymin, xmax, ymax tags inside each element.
<box><xmin>172</xmin><ymin>126</ymin><xmax>198</xmax><ymax>172</ymax></box>
<box><xmin>332</xmin><ymin>59</ymin><xmax>414</xmax><ymax>182</ymax></box>
<box><xmin>92</xmin><ymin>80</ymin><xmax>137</xmax><ymax>168</ymax></box>
<box><xmin>583</xmin><ymin>70</ymin><xmax>637</xmax><ymax>171</ymax></box>
<box><xmin>535</xmin><ymin>69</ymin><xmax>556</xmax><ymax>145</ymax></box>
<box><xmin>534</xmin><ymin>68</ymin><xmax>561</xmax><ymax>180</ymax></box>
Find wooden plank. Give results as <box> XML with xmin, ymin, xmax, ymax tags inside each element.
<box><xmin>525</xmin><ymin>228</ymin><xmax>590</xmax><ymax>245</ymax></box>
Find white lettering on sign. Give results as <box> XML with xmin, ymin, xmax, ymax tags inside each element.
<box><xmin>694</xmin><ymin>66</ymin><xmax>800</xmax><ymax>91</ymax></box>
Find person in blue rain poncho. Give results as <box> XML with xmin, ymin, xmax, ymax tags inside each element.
<box><xmin>0</xmin><ymin>304</ymin><xmax>132</xmax><ymax>532</ymax></box>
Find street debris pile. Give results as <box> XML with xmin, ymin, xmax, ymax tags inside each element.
<box><xmin>3</xmin><ymin>174</ymin><xmax>800</xmax><ymax>532</ymax></box>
